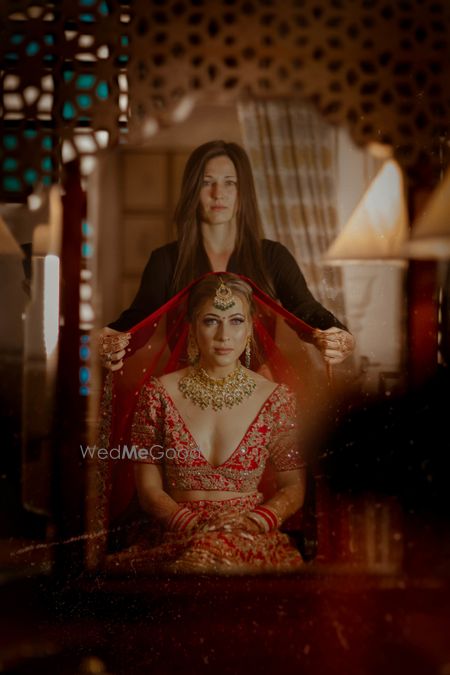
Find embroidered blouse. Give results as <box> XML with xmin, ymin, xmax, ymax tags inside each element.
<box><xmin>131</xmin><ymin>378</ymin><xmax>305</xmax><ymax>493</ymax></box>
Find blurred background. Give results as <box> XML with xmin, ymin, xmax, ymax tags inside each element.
<box><xmin>0</xmin><ymin>1</ymin><xmax>449</xmax><ymax>673</ymax></box>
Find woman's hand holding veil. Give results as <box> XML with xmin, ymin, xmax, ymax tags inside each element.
<box><xmin>312</xmin><ymin>326</ymin><xmax>355</xmax><ymax>365</ymax></box>
<box><xmin>98</xmin><ymin>327</ymin><xmax>131</xmax><ymax>371</ymax></box>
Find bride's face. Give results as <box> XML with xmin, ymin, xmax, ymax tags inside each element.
<box><xmin>194</xmin><ymin>293</ymin><xmax>251</xmax><ymax>371</ymax></box>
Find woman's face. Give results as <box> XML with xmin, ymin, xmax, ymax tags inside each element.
<box><xmin>194</xmin><ymin>292</ymin><xmax>251</xmax><ymax>371</ymax></box>
<box><xmin>199</xmin><ymin>155</ymin><xmax>238</xmax><ymax>227</ymax></box>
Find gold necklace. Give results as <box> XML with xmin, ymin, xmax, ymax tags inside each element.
<box><xmin>178</xmin><ymin>363</ymin><xmax>256</xmax><ymax>411</ymax></box>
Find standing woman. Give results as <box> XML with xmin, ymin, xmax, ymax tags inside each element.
<box><xmin>99</xmin><ymin>140</ymin><xmax>354</xmax><ymax>369</ymax></box>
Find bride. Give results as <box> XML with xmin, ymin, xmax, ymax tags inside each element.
<box><xmin>100</xmin><ymin>273</ymin><xmax>318</xmax><ymax>574</ymax></box>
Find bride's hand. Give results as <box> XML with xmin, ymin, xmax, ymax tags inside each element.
<box><xmin>201</xmin><ymin>512</ymin><xmax>261</xmax><ymax>534</ymax></box>
<box><xmin>98</xmin><ymin>327</ymin><xmax>131</xmax><ymax>371</ymax></box>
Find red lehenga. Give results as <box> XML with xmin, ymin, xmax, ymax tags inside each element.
<box><xmin>105</xmin><ymin>377</ymin><xmax>305</xmax><ymax>574</ymax></box>
<box><xmin>96</xmin><ymin>272</ymin><xmax>327</xmax><ymax>575</ymax></box>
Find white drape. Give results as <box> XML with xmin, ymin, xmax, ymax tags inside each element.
<box><xmin>237</xmin><ymin>98</ymin><xmax>346</xmax><ymax>323</ymax></box>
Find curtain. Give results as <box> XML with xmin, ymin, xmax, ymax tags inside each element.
<box><xmin>237</xmin><ymin>98</ymin><xmax>346</xmax><ymax>323</ymax></box>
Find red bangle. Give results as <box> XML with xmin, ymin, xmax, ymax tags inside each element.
<box><xmin>248</xmin><ymin>506</ymin><xmax>280</xmax><ymax>532</ymax></box>
<box><xmin>167</xmin><ymin>506</ymin><xmax>197</xmax><ymax>531</ymax></box>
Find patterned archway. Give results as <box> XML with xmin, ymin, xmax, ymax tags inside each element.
<box><xmin>1</xmin><ymin>0</ymin><xmax>450</xmax><ymax>200</ymax></box>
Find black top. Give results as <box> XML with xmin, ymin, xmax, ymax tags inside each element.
<box><xmin>108</xmin><ymin>239</ymin><xmax>347</xmax><ymax>332</ymax></box>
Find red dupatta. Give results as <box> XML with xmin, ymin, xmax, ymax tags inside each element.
<box><xmin>97</xmin><ymin>272</ymin><xmax>327</xmax><ymax>532</ymax></box>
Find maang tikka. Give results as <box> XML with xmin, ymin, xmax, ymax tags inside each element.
<box><xmin>213</xmin><ymin>280</ymin><xmax>236</xmax><ymax>311</ymax></box>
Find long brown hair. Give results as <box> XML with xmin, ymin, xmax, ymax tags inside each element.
<box><xmin>172</xmin><ymin>140</ymin><xmax>275</xmax><ymax>297</ymax></box>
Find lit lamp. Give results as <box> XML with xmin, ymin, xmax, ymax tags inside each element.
<box><xmin>323</xmin><ymin>159</ymin><xmax>409</xmax><ymax>264</ymax></box>
<box><xmin>321</xmin><ymin>159</ymin><xmax>409</xmax><ymax>394</ymax></box>
<box><xmin>402</xmin><ymin>165</ymin><xmax>450</xmax><ymax>260</ymax></box>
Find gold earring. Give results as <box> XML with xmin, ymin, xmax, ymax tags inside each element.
<box><xmin>245</xmin><ymin>336</ymin><xmax>252</xmax><ymax>368</ymax></box>
<box><xmin>187</xmin><ymin>333</ymin><xmax>199</xmax><ymax>365</ymax></box>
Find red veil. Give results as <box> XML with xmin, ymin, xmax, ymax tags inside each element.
<box><xmin>96</xmin><ymin>272</ymin><xmax>329</xmax><ymax>543</ymax></box>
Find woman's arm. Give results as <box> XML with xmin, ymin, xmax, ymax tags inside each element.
<box><xmin>134</xmin><ymin>463</ymin><xmax>199</xmax><ymax>532</ymax></box>
<box><xmin>134</xmin><ymin>463</ymin><xmax>179</xmax><ymax>525</ymax></box>
<box><xmin>261</xmin><ymin>468</ymin><xmax>306</xmax><ymax>524</ymax></box>
<box><xmin>264</xmin><ymin>240</ymin><xmax>355</xmax><ymax>363</ymax></box>
<box><xmin>99</xmin><ymin>244</ymin><xmax>177</xmax><ymax>370</ymax></box>
<box><xmin>107</xmin><ymin>243</ymin><xmax>176</xmax><ymax>332</ymax></box>
<box><xmin>131</xmin><ymin>382</ymin><xmax>199</xmax><ymax>533</ymax></box>
<box><xmin>206</xmin><ymin>469</ymin><xmax>306</xmax><ymax>534</ymax></box>
<box><xmin>264</xmin><ymin>240</ymin><xmax>347</xmax><ymax>330</ymax></box>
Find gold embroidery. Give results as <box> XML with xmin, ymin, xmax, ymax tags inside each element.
<box><xmin>131</xmin><ymin>379</ymin><xmax>306</xmax><ymax>491</ymax></box>
<box><xmin>105</xmin><ymin>493</ymin><xmax>304</xmax><ymax>574</ymax></box>
<box><xmin>165</xmin><ymin>464</ymin><xmax>266</xmax><ymax>492</ymax></box>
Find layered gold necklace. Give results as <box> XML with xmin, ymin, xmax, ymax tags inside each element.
<box><xmin>178</xmin><ymin>363</ymin><xmax>256</xmax><ymax>411</ymax></box>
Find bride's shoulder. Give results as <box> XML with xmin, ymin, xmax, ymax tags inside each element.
<box><xmin>156</xmin><ymin>368</ymin><xmax>189</xmax><ymax>398</ymax></box>
<box><xmin>158</xmin><ymin>368</ymin><xmax>188</xmax><ymax>388</ymax></box>
<box><xmin>134</xmin><ymin>377</ymin><xmax>165</xmax><ymax>414</ymax></box>
<box><xmin>274</xmin><ymin>382</ymin><xmax>296</xmax><ymax>404</ymax></box>
<box><xmin>249</xmin><ymin>369</ymin><xmax>285</xmax><ymax>390</ymax></box>
<box><xmin>250</xmin><ymin>370</ymin><xmax>281</xmax><ymax>400</ymax></box>
<box><xmin>138</xmin><ymin>376</ymin><xmax>163</xmax><ymax>398</ymax></box>
<box><xmin>138</xmin><ymin>372</ymin><xmax>185</xmax><ymax>407</ymax></box>
<box><xmin>251</xmin><ymin>373</ymin><xmax>295</xmax><ymax>407</ymax></box>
